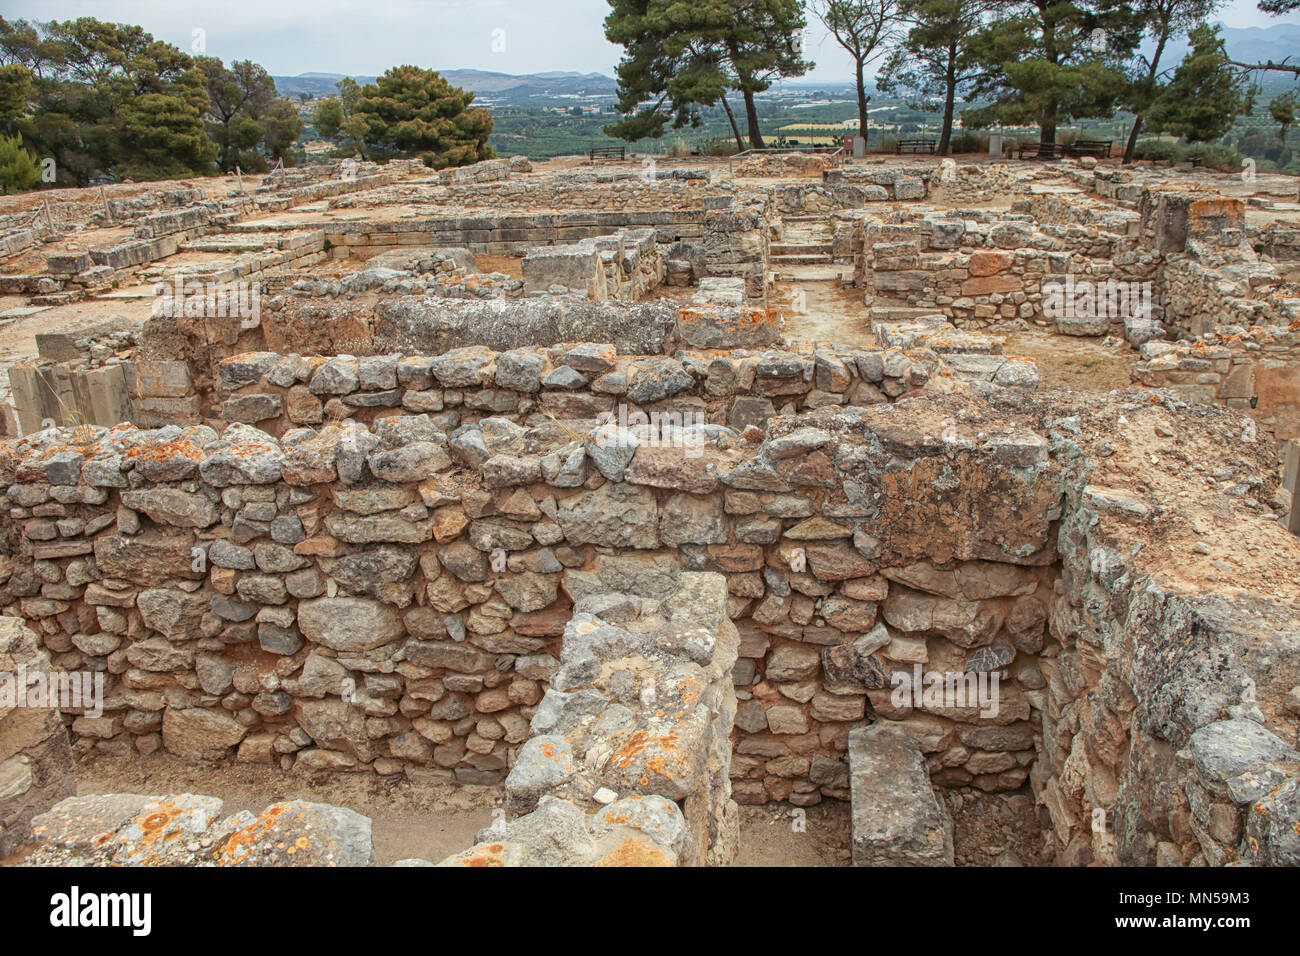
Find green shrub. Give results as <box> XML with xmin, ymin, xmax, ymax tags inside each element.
<box><xmin>0</xmin><ymin>134</ymin><xmax>40</xmax><ymax>194</ymax></box>
<box><xmin>1186</xmin><ymin>143</ymin><xmax>1243</xmax><ymax>171</ymax></box>
<box><xmin>948</xmin><ymin>131</ymin><xmax>988</xmax><ymax>154</ymax></box>
<box><xmin>1132</xmin><ymin>137</ymin><xmax>1243</xmax><ymax>171</ymax></box>
<box><xmin>1132</xmin><ymin>138</ymin><xmax>1179</xmax><ymax>161</ymax></box>
<box><xmin>666</xmin><ymin>136</ymin><xmax>693</xmax><ymax>158</ymax></box>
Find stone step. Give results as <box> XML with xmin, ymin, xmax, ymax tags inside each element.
<box><xmin>770</xmin><ymin>242</ymin><xmax>833</xmax><ymax>257</ymax></box>
<box><xmin>773</xmin><ymin>264</ymin><xmax>849</xmax><ymax>282</ymax></box>
<box><xmin>869</xmin><ymin>304</ymin><xmax>946</xmax><ymax>322</ymax></box>
<box><xmin>848</xmin><ymin>724</ymin><xmax>954</xmax><ymax>867</ymax></box>
<box><xmin>771</xmin><ymin>253</ymin><xmax>834</xmax><ymax>266</ymax></box>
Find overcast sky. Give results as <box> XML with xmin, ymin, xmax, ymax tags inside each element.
<box><xmin>5</xmin><ymin>0</ymin><xmax>1299</xmax><ymax>82</ymax></box>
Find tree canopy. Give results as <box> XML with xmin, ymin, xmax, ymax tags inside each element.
<box><xmin>962</xmin><ymin>0</ymin><xmax>1139</xmax><ymax>147</ymax></box>
<box><xmin>603</xmin><ymin>0</ymin><xmax>811</xmax><ymax>149</ymax></box>
<box><xmin>1145</xmin><ymin>24</ymin><xmax>1253</xmax><ymax>143</ymax></box>
<box><xmin>313</xmin><ymin>67</ymin><xmax>493</xmax><ymax>168</ymax></box>
<box><xmin>877</xmin><ymin>0</ymin><xmax>990</xmax><ymax>154</ymax></box>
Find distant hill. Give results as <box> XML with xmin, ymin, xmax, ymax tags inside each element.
<box><xmin>1160</xmin><ymin>21</ymin><xmax>1300</xmax><ymax>71</ymax></box>
<box><xmin>770</xmin><ymin>20</ymin><xmax>1300</xmax><ymax>95</ymax></box>
<box><xmin>273</xmin><ymin>69</ymin><xmax>617</xmax><ymax>101</ymax></box>
<box><xmin>275</xmin><ymin>22</ymin><xmax>1298</xmax><ymax>103</ymax></box>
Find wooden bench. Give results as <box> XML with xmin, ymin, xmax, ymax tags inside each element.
<box><xmin>589</xmin><ymin>146</ymin><xmax>626</xmax><ymax>160</ymax></box>
<box><xmin>1017</xmin><ymin>143</ymin><xmax>1064</xmax><ymax>160</ymax></box>
<box><xmin>896</xmin><ymin>138</ymin><xmax>936</xmax><ymax>154</ymax></box>
<box><xmin>1065</xmin><ymin>139</ymin><xmax>1112</xmax><ymax>159</ymax></box>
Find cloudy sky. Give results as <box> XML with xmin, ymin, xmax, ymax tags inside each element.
<box><xmin>5</xmin><ymin>0</ymin><xmax>1299</xmax><ymax>81</ymax></box>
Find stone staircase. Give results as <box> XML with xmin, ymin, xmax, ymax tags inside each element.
<box><xmin>868</xmin><ymin>300</ymin><xmax>946</xmax><ymax>324</ymax></box>
<box><xmin>772</xmin><ymin>216</ymin><xmax>834</xmax><ymax>270</ymax></box>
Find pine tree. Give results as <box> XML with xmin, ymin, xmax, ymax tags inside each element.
<box><xmin>964</xmin><ymin>0</ymin><xmax>1139</xmax><ymax>148</ymax></box>
<box><xmin>877</xmin><ymin>0</ymin><xmax>989</xmax><ymax>154</ymax></box>
<box><xmin>197</xmin><ymin>57</ymin><xmax>278</xmax><ymax>172</ymax></box>
<box><xmin>351</xmin><ymin>66</ymin><xmax>493</xmax><ymax>169</ymax></box>
<box><xmin>0</xmin><ymin>132</ymin><xmax>41</xmax><ymax>193</ymax></box>
<box><xmin>1145</xmin><ymin>24</ymin><xmax>1252</xmax><ymax>143</ymax></box>
<box><xmin>1120</xmin><ymin>0</ymin><xmax>1221</xmax><ymax>163</ymax></box>
<box><xmin>603</xmin><ymin>0</ymin><xmax>739</xmax><ymax>146</ymax></box>
<box><xmin>603</xmin><ymin>0</ymin><xmax>810</xmax><ymax>149</ymax></box>
<box><xmin>0</xmin><ymin>63</ymin><xmax>33</xmax><ymax>135</ymax></box>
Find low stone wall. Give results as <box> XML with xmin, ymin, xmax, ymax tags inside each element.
<box><xmin>436</xmin><ymin>155</ymin><xmax>531</xmax><ymax>185</ymax></box>
<box><xmin>520</xmin><ymin>228</ymin><xmax>664</xmax><ymax>300</ymax></box>
<box><xmin>0</xmin><ymin>617</ymin><xmax>77</xmax><ymax>857</ymax></box>
<box><xmin>735</xmin><ymin>154</ymin><xmax>832</xmax><ymax>178</ymax></box>
<box><xmin>1131</xmin><ymin>338</ymin><xmax>1300</xmax><ymax>439</ymax></box>
<box><xmin>1038</xmin><ymin>418</ymin><xmax>1300</xmax><ymax>865</ymax></box>
<box><xmin>1</xmin><ymin>382</ymin><xmax>1298</xmax><ymax>866</ymax></box>
<box><xmin>1252</xmin><ymin>221</ymin><xmax>1300</xmax><ymax>262</ymax></box>
<box><xmin>927</xmin><ymin>162</ymin><xmax>1034</xmax><ymax>205</ymax></box>
<box><xmin>858</xmin><ymin>209</ymin><xmax>1160</xmax><ymax>334</ymax></box>
<box><xmin>441</xmin><ymin>564</ymin><xmax>739</xmax><ymax>866</ymax></box>
<box><xmin>205</xmin><ymin>339</ymin><xmax>919</xmax><ymax>438</ymax></box>
<box><xmin>430</xmin><ymin>177</ymin><xmax>723</xmax><ymax>213</ymax></box>
<box><xmin>0</xmin><ymin>382</ymin><xmax>1059</xmax><ymax>810</ymax></box>
<box><xmin>1162</xmin><ymin>254</ymin><xmax>1299</xmax><ymax>339</ymax></box>
<box><xmin>824</xmin><ymin>164</ymin><xmax>935</xmax><ymax>198</ymax></box>
<box><xmin>316</xmin><ymin>209</ymin><xmax>711</xmax><ymax>258</ymax></box>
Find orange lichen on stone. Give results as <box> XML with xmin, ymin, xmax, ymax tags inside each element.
<box><xmin>216</xmin><ymin>802</ymin><xmax>291</xmax><ymax>866</ymax></box>
<box><xmin>458</xmin><ymin>842</ymin><xmax>509</xmax><ymax>867</ymax></box>
<box><xmin>593</xmin><ymin>836</ymin><xmax>673</xmax><ymax>867</ymax></box>
<box><xmin>126</xmin><ymin>439</ymin><xmax>203</xmax><ymax>464</ymax></box>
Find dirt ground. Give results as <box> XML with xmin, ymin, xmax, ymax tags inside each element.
<box><xmin>732</xmin><ymin>802</ymin><xmax>853</xmax><ymax>866</ymax></box>
<box><xmin>945</xmin><ymin>787</ymin><xmax>1045</xmax><ymax>866</ymax></box>
<box><xmin>476</xmin><ymin>253</ymin><xmax>523</xmax><ymax>279</ymax></box>
<box><xmin>1</xmin><ymin>752</ymin><xmax>1047</xmax><ymax>867</ymax></box>
<box><xmin>999</xmin><ymin>327</ymin><xmax>1136</xmax><ymax>391</ymax></box>
<box><xmin>768</xmin><ymin>281</ymin><xmax>1138</xmax><ymax>395</ymax></box>
<box><xmin>773</xmin><ymin>279</ymin><xmax>874</xmax><ymax>347</ymax></box>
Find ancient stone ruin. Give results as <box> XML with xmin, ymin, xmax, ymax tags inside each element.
<box><xmin>1</xmin><ymin>151</ymin><xmax>1298</xmax><ymax>867</ymax></box>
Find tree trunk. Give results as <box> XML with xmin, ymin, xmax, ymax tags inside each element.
<box><xmin>938</xmin><ymin>47</ymin><xmax>958</xmax><ymax>156</ymax></box>
<box><xmin>855</xmin><ymin>59</ymin><xmax>869</xmax><ymax>142</ymax></box>
<box><xmin>720</xmin><ymin>94</ymin><xmax>745</xmax><ymax>152</ymax></box>
<box><xmin>742</xmin><ymin>88</ymin><xmax>764</xmax><ymax>149</ymax></box>
<box><xmin>1122</xmin><ymin>114</ymin><xmax>1144</xmax><ymax>164</ymax></box>
<box><xmin>1124</xmin><ymin>31</ymin><xmax>1169</xmax><ymax>165</ymax></box>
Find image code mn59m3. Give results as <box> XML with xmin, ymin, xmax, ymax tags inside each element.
<box><xmin>0</xmin><ymin>0</ymin><xmax>1295</xmax><ymax>928</ymax></box>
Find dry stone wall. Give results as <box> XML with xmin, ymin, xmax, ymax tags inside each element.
<box><xmin>1</xmin><ymin>378</ymin><xmax>1298</xmax><ymax>866</ymax></box>
<box><xmin>857</xmin><ymin>208</ymin><xmax>1160</xmax><ymax>335</ymax></box>
<box><xmin>441</xmin><ymin>564</ymin><xmax>739</xmax><ymax>866</ymax></box>
<box><xmin>1038</xmin><ymin>407</ymin><xmax>1300</xmax><ymax>866</ymax></box>
<box><xmin>0</xmin><ymin>348</ymin><xmax>935</xmax><ymax>793</ymax></box>
<box><xmin>0</xmin><ymin>617</ymin><xmax>77</xmax><ymax>857</ymax></box>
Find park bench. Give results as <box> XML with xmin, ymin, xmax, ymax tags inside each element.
<box><xmin>1065</xmin><ymin>139</ymin><xmax>1112</xmax><ymax>159</ymax></box>
<box><xmin>589</xmin><ymin>146</ymin><xmax>626</xmax><ymax>160</ymax></box>
<box><xmin>1017</xmin><ymin>142</ymin><xmax>1065</xmax><ymax>160</ymax></box>
<box><xmin>896</xmin><ymin>138</ymin><xmax>936</xmax><ymax>154</ymax></box>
